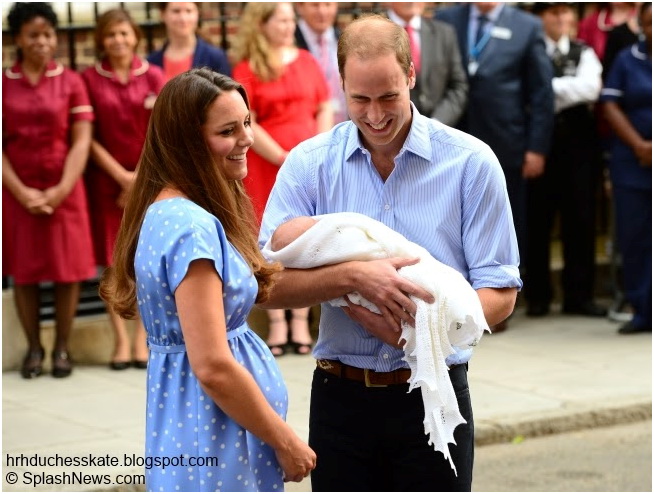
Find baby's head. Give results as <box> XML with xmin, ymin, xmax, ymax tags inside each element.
<box><xmin>271</xmin><ymin>216</ymin><xmax>318</xmax><ymax>251</ymax></box>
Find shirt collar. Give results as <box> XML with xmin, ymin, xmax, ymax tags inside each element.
<box><xmin>631</xmin><ymin>41</ymin><xmax>649</xmax><ymax>60</ymax></box>
<box><xmin>345</xmin><ymin>102</ymin><xmax>432</xmax><ymax>163</ymax></box>
<box><xmin>94</xmin><ymin>56</ymin><xmax>148</xmax><ymax>79</ymax></box>
<box><xmin>6</xmin><ymin>59</ymin><xmax>62</xmax><ymax>79</ymax></box>
<box><xmin>387</xmin><ymin>9</ymin><xmax>421</xmax><ymax>31</ymax></box>
<box><xmin>471</xmin><ymin>3</ymin><xmax>504</xmax><ymax>23</ymax></box>
<box><xmin>545</xmin><ymin>35</ymin><xmax>570</xmax><ymax>56</ymax></box>
<box><xmin>298</xmin><ymin>19</ymin><xmax>335</xmax><ymax>48</ymax></box>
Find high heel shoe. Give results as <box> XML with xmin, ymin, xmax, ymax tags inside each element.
<box><xmin>266</xmin><ymin>316</ymin><xmax>288</xmax><ymax>358</ymax></box>
<box><xmin>289</xmin><ymin>315</ymin><xmax>313</xmax><ymax>355</ymax></box>
<box><xmin>51</xmin><ymin>350</ymin><xmax>73</xmax><ymax>378</ymax></box>
<box><xmin>21</xmin><ymin>347</ymin><xmax>44</xmax><ymax>379</ymax></box>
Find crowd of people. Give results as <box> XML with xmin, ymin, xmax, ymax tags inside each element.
<box><xmin>2</xmin><ymin>1</ymin><xmax>651</xmax><ymax>490</ymax></box>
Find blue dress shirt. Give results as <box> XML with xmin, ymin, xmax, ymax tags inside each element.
<box><xmin>260</xmin><ymin>106</ymin><xmax>521</xmax><ymax>369</ymax></box>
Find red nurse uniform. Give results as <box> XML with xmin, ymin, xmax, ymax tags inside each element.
<box><xmin>233</xmin><ymin>49</ymin><xmax>329</xmax><ymax>221</ymax></box>
<box><xmin>3</xmin><ymin>61</ymin><xmax>96</xmax><ymax>284</ymax></box>
<box><xmin>82</xmin><ymin>57</ymin><xmax>164</xmax><ymax>266</ymax></box>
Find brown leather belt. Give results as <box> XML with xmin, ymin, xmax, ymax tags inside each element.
<box><xmin>316</xmin><ymin>359</ymin><xmax>412</xmax><ymax>387</ymax></box>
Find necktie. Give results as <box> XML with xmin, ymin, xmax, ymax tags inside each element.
<box><xmin>552</xmin><ymin>46</ymin><xmax>564</xmax><ymax>77</ymax></box>
<box><xmin>475</xmin><ymin>15</ymin><xmax>489</xmax><ymax>45</ymax></box>
<box><xmin>405</xmin><ymin>24</ymin><xmax>421</xmax><ymax>74</ymax></box>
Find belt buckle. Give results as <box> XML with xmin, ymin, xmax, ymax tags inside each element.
<box><xmin>364</xmin><ymin>368</ymin><xmax>387</xmax><ymax>388</ymax></box>
<box><xmin>317</xmin><ymin>359</ymin><xmax>334</xmax><ymax>371</ymax></box>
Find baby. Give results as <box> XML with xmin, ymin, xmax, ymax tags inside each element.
<box><xmin>263</xmin><ymin>212</ymin><xmax>489</xmax><ymax>473</ymax></box>
<box><xmin>270</xmin><ymin>216</ymin><xmax>319</xmax><ymax>252</ymax></box>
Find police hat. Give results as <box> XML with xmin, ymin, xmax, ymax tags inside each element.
<box><xmin>531</xmin><ymin>2</ymin><xmax>573</xmax><ymax>16</ymax></box>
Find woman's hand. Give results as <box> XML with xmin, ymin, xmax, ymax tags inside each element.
<box><xmin>116</xmin><ymin>170</ymin><xmax>136</xmax><ymax>208</ymax></box>
<box><xmin>273</xmin><ymin>434</ymin><xmax>316</xmax><ymax>483</ymax></box>
<box><xmin>18</xmin><ymin>186</ymin><xmax>53</xmax><ymax>215</ymax></box>
<box><xmin>634</xmin><ymin>140</ymin><xmax>652</xmax><ymax>167</ymax></box>
<box><xmin>42</xmin><ymin>184</ymin><xmax>69</xmax><ymax>211</ymax></box>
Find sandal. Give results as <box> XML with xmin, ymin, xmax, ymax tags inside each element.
<box><xmin>290</xmin><ymin>315</ymin><xmax>313</xmax><ymax>355</ymax></box>
<box><xmin>52</xmin><ymin>350</ymin><xmax>73</xmax><ymax>378</ymax></box>
<box><xmin>21</xmin><ymin>347</ymin><xmax>45</xmax><ymax>379</ymax></box>
<box><xmin>266</xmin><ymin>316</ymin><xmax>288</xmax><ymax>358</ymax></box>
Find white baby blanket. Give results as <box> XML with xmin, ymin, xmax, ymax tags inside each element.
<box><xmin>261</xmin><ymin>212</ymin><xmax>489</xmax><ymax>474</ymax></box>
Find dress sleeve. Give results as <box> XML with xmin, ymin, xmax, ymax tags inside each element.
<box><xmin>166</xmin><ymin>218</ymin><xmax>225</xmax><ymax>294</ymax></box>
<box><xmin>68</xmin><ymin>70</ymin><xmax>94</xmax><ymax>123</ymax></box>
<box><xmin>599</xmin><ymin>50</ymin><xmax>627</xmax><ymax>104</ymax></box>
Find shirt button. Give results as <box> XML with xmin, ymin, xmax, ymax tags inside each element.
<box><xmin>383</xmin><ymin>354</ymin><xmax>389</xmax><ymax>359</ymax></box>
<box><xmin>384</xmin><ymin>204</ymin><xmax>390</xmax><ymax>211</ymax></box>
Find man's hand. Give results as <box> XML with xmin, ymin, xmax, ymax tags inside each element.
<box><xmin>342</xmin><ymin>296</ymin><xmax>407</xmax><ymax>349</ymax></box>
<box><xmin>522</xmin><ymin>151</ymin><xmax>546</xmax><ymax>179</ymax></box>
<box><xmin>352</xmin><ymin>257</ymin><xmax>434</xmax><ymax>331</ymax></box>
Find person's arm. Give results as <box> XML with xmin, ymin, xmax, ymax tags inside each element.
<box><xmin>432</xmin><ymin>23</ymin><xmax>469</xmax><ymax>126</ymax></box>
<box><xmin>90</xmin><ymin>139</ymin><xmax>136</xmax><ymax>206</ymax></box>
<box><xmin>552</xmin><ymin>46</ymin><xmax>602</xmax><ymax>113</ymax></box>
<box><xmin>602</xmin><ymin>101</ymin><xmax>652</xmax><ymax>166</ymax></box>
<box><xmin>522</xmin><ymin>19</ymin><xmax>554</xmax><ymax>179</ymax></box>
<box><xmin>250</xmin><ymin>115</ymin><xmax>288</xmax><ymax>166</ymax></box>
<box><xmin>42</xmin><ymin>120</ymin><xmax>92</xmax><ymax>210</ymax></box>
<box><xmin>261</xmin><ymin>257</ymin><xmax>434</xmax><ymax>332</ymax></box>
<box><xmin>2</xmin><ymin>151</ymin><xmax>51</xmax><ymax>215</ymax></box>
<box><xmin>177</xmin><ymin>260</ymin><xmax>315</xmax><ymax>482</ymax></box>
<box><xmin>315</xmin><ymin>100</ymin><xmax>333</xmax><ymax>134</ymax></box>
<box><xmin>476</xmin><ymin>287</ymin><xmax>517</xmax><ymax>325</ymax></box>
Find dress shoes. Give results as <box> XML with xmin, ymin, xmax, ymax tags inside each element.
<box><xmin>526</xmin><ymin>302</ymin><xmax>550</xmax><ymax>317</ymax></box>
<box><xmin>110</xmin><ymin>361</ymin><xmax>131</xmax><ymax>371</ymax></box>
<box><xmin>618</xmin><ymin>321</ymin><xmax>651</xmax><ymax>335</ymax></box>
<box><xmin>562</xmin><ymin>301</ymin><xmax>607</xmax><ymax>317</ymax></box>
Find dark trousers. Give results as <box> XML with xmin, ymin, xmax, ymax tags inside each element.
<box><xmin>613</xmin><ymin>185</ymin><xmax>652</xmax><ymax>329</ymax></box>
<box><xmin>308</xmin><ymin>364</ymin><xmax>473</xmax><ymax>492</ymax></box>
<box><xmin>525</xmin><ymin>129</ymin><xmax>599</xmax><ymax>306</ymax></box>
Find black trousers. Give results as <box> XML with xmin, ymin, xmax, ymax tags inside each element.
<box><xmin>308</xmin><ymin>364</ymin><xmax>474</xmax><ymax>492</ymax></box>
<box><xmin>525</xmin><ymin>122</ymin><xmax>599</xmax><ymax>306</ymax></box>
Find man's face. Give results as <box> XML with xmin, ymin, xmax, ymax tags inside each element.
<box><xmin>343</xmin><ymin>52</ymin><xmax>415</xmax><ymax>153</ymax></box>
<box><xmin>541</xmin><ymin>5</ymin><xmax>573</xmax><ymax>41</ymax></box>
<box><xmin>389</xmin><ymin>3</ymin><xmax>426</xmax><ymax>23</ymax></box>
<box><xmin>296</xmin><ymin>2</ymin><xmax>338</xmax><ymax>35</ymax></box>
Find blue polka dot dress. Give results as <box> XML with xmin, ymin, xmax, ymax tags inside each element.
<box><xmin>135</xmin><ymin>198</ymin><xmax>288</xmax><ymax>492</ymax></box>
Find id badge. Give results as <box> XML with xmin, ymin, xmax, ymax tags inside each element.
<box><xmin>468</xmin><ymin>60</ymin><xmax>479</xmax><ymax>76</ymax></box>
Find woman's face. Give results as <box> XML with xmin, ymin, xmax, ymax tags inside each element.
<box><xmin>102</xmin><ymin>21</ymin><xmax>138</xmax><ymax>60</ymax></box>
<box><xmin>161</xmin><ymin>2</ymin><xmax>199</xmax><ymax>39</ymax></box>
<box><xmin>202</xmin><ymin>90</ymin><xmax>254</xmax><ymax>181</ymax></box>
<box><xmin>261</xmin><ymin>3</ymin><xmax>296</xmax><ymax>49</ymax></box>
<box><xmin>15</xmin><ymin>16</ymin><xmax>57</xmax><ymax>66</ymax></box>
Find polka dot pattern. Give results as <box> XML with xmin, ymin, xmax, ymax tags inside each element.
<box><xmin>135</xmin><ymin>198</ymin><xmax>288</xmax><ymax>492</ymax></box>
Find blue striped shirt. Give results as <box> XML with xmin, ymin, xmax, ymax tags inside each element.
<box><xmin>260</xmin><ymin>108</ymin><xmax>521</xmax><ymax>369</ymax></box>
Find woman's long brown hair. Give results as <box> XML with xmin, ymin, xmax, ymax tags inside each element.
<box><xmin>100</xmin><ymin>68</ymin><xmax>280</xmax><ymax>319</ymax></box>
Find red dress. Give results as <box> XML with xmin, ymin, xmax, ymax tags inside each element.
<box><xmin>82</xmin><ymin>57</ymin><xmax>165</xmax><ymax>266</ymax></box>
<box><xmin>2</xmin><ymin>61</ymin><xmax>96</xmax><ymax>284</ymax></box>
<box><xmin>233</xmin><ymin>50</ymin><xmax>329</xmax><ymax>221</ymax></box>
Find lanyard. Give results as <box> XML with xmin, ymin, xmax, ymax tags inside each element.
<box><xmin>469</xmin><ymin>28</ymin><xmax>492</xmax><ymax>61</ymax></box>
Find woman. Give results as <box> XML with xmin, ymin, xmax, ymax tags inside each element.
<box><xmin>600</xmin><ymin>2</ymin><xmax>652</xmax><ymax>335</ymax></box>
<box><xmin>147</xmin><ymin>2</ymin><xmax>231</xmax><ymax>81</ymax></box>
<box><xmin>82</xmin><ymin>9</ymin><xmax>165</xmax><ymax>370</ymax></box>
<box><xmin>99</xmin><ymin>69</ymin><xmax>315</xmax><ymax>491</ymax></box>
<box><xmin>231</xmin><ymin>2</ymin><xmax>333</xmax><ymax>356</ymax></box>
<box><xmin>578</xmin><ymin>2</ymin><xmax>638</xmax><ymax>62</ymax></box>
<box><xmin>3</xmin><ymin>2</ymin><xmax>95</xmax><ymax>379</ymax></box>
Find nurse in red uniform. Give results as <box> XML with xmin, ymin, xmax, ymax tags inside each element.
<box><xmin>82</xmin><ymin>9</ymin><xmax>165</xmax><ymax>371</ymax></box>
<box><xmin>3</xmin><ymin>2</ymin><xmax>95</xmax><ymax>379</ymax></box>
<box><xmin>231</xmin><ymin>2</ymin><xmax>333</xmax><ymax>357</ymax></box>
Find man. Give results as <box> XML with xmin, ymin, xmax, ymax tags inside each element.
<box><xmin>387</xmin><ymin>2</ymin><xmax>468</xmax><ymax>127</ymax></box>
<box><xmin>295</xmin><ymin>2</ymin><xmax>347</xmax><ymax>123</ymax></box>
<box><xmin>526</xmin><ymin>2</ymin><xmax>606</xmax><ymax>318</ymax></box>
<box><xmin>259</xmin><ymin>15</ymin><xmax>520</xmax><ymax>492</ymax></box>
<box><xmin>436</xmin><ymin>3</ymin><xmax>554</xmax><ymax>330</ymax></box>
